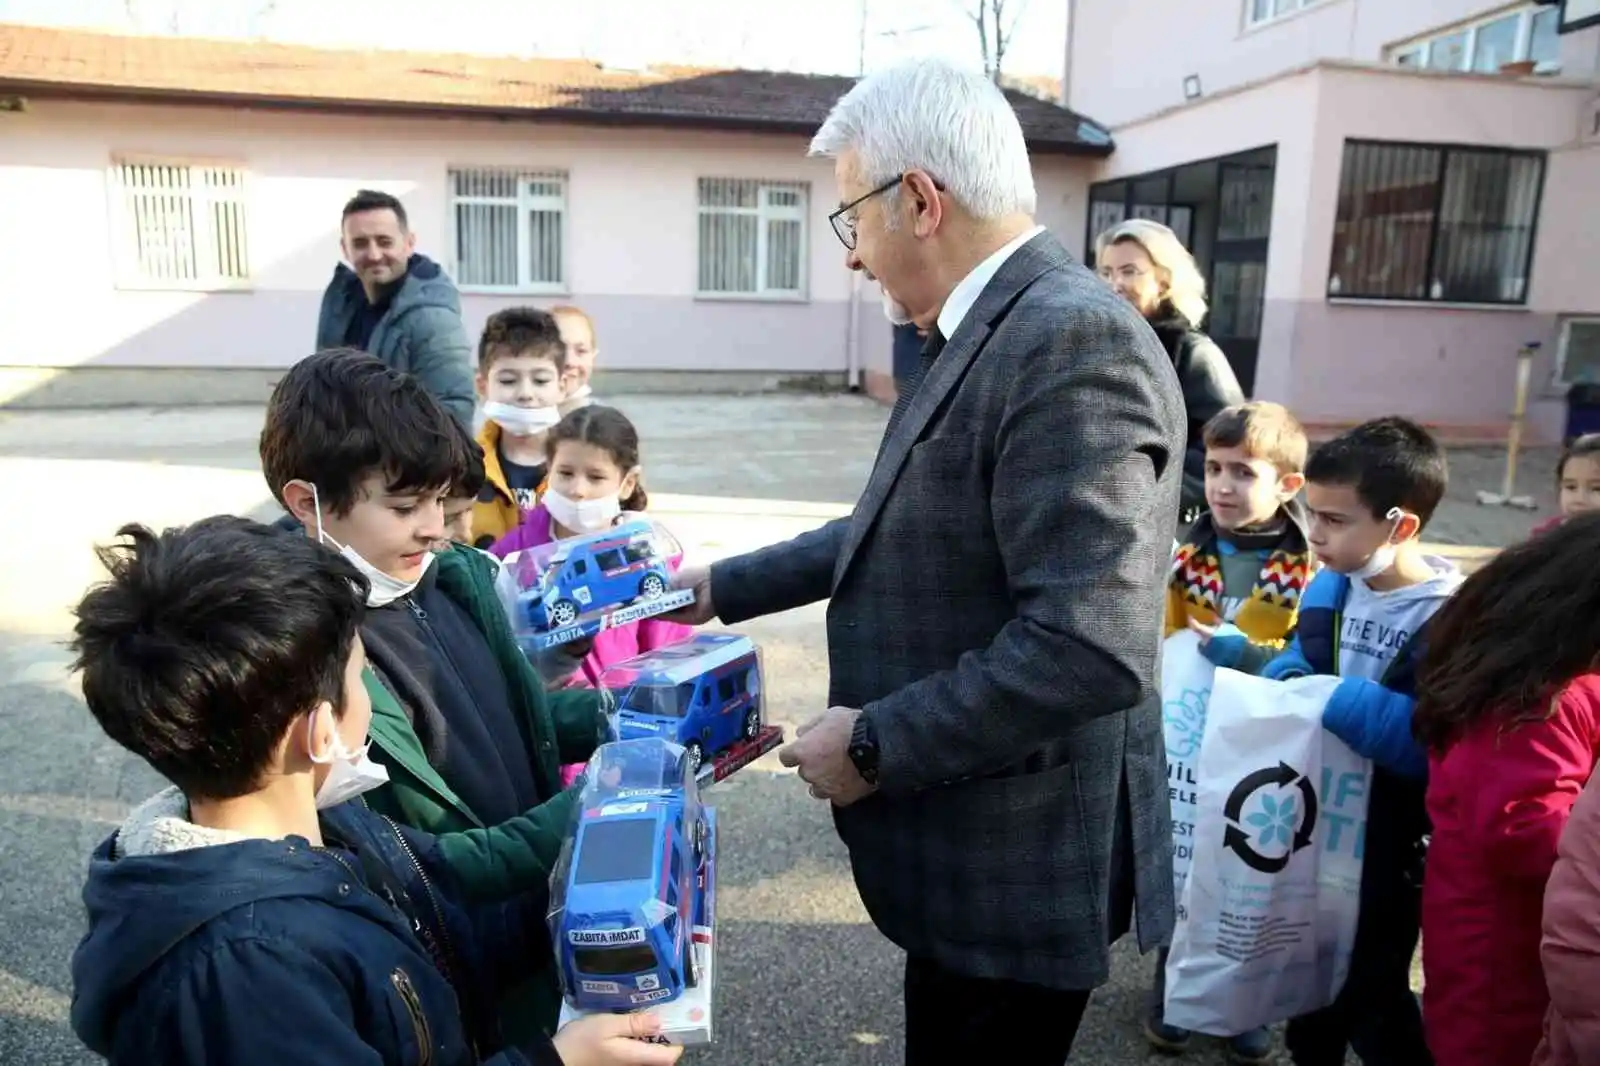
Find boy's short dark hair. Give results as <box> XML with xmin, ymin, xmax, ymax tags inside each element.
<box><xmin>477</xmin><ymin>307</ymin><xmax>567</xmax><ymax>375</ymax></box>
<box><xmin>71</xmin><ymin>518</ymin><xmax>367</xmax><ymax>801</ymax></box>
<box><xmin>261</xmin><ymin>348</ymin><xmax>472</xmax><ymax>517</ymax></box>
<box><xmin>1202</xmin><ymin>401</ymin><xmax>1308</xmax><ymax>476</ymax></box>
<box><xmin>1306</xmin><ymin>415</ymin><xmax>1448</xmax><ymax>526</ymax></box>
<box><xmin>342</xmin><ymin>189</ymin><xmax>407</xmax><ymax>229</ymax></box>
<box><xmin>452</xmin><ymin>421</ymin><xmax>488</xmax><ymax>501</ymax></box>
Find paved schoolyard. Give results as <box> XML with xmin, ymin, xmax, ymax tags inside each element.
<box><xmin>0</xmin><ymin>395</ymin><xmax>1555</xmax><ymax>1064</ymax></box>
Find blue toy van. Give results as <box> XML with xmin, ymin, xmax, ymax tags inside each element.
<box><xmin>557</xmin><ymin>789</ymin><xmax>706</xmax><ymax>1012</ymax></box>
<box><xmin>525</xmin><ymin>520</ymin><xmax>672</xmax><ymax>631</ymax></box>
<box><xmin>606</xmin><ymin>633</ymin><xmax>764</xmax><ymax>772</ymax></box>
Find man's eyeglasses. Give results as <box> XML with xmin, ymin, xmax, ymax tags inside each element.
<box><xmin>828</xmin><ymin>175</ymin><xmax>903</xmax><ymax>251</ymax></box>
<box><xmin>827</xmin><ymin>173</ymin><xmax>947</xmax><ymax>251</ymax></box>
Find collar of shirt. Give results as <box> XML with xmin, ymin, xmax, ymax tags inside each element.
<box><xmin>934</xmin><ymin>224</ymin><xmax>1046</xmax><ymax>342</ymax></box>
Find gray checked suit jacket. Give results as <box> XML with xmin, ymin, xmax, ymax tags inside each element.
<box><xmin>712</xmin><ymin>232</ymin><xmax>1184</xmax><ymax>991</ymax></box>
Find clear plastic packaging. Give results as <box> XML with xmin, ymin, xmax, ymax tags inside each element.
<box><xmin>598</xmin><ymin>631</ymin><xmax>782</xmax><ymax>783</ymax></box>
<box><xmin>548</xmin><ymin>738</ymin><xmax>716</xmax><ymax>1041</ymax></box>
<box><xmin>497</xmin><ymin>517</ymin><xmax>695</xmax><ymax>651</ymax></box>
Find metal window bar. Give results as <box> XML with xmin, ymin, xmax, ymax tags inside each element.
<box><xmin>114</xmin><ymin>161</ymin><xmax>249</xmax><ymax>286</ymax></box>
<box><xmin>449</xmin><ymin>168</ymin><xmax>566</xmax><ymax>290</ymax></box>
<box><xmin>697</xmin><ymin>178</ymin><xmax>807</xmax><ymax>296</ymax></box>
<box><xmin>1328</xmin><ymin>140</ymin><xmax>1546</xmax><ymax>304</ymax></box>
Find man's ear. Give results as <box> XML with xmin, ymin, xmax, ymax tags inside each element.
<box><xmin>402</xmin><ymin>229</ymin><xmax>417</xmax><ymax>257</ymax></box>
<box><xmin>905</xmin><ymin>169</ymin><xmax>944</xmax><ymax>239</ymax></box>
<box><xmin>280</xmin><ymin>481</ymin><xmax>320</xmax><ymax>532</ymax></box>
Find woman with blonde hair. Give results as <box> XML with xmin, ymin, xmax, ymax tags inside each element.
<box><xmin>1097</xmin><ymin>219</ymin><xmax>1244</xmax><ymax>529</ymax></box>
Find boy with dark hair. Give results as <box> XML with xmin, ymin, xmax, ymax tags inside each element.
<box><xmin>67</xmin><ymin>518</ymin><xmax>679</xmax><ymax>1066</ymax></box>
<box><xmin>261</xmin><ymin>348</ymin><xmax>608</xmax><ymax>1035</ymax></box>
<box><xmin>472</xmin><ymin>307</ymin><xmax>574</xmax><ymax>547</ymax></box>
<box><xmin>1148</xmin><ymin>401</ymin><xmax>1313</xmax><ymax>1062</ymax></box>
<box><xmin>1264</xmin><ymin>416</ymin><xmax>1461</xmax><ymax>1066</ymax></box>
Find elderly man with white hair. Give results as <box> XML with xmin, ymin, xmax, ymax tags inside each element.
<box><xmin>670</xmin><ymin>59</ymin><xmax>1186</xmax><ymax>1061</ymax></box>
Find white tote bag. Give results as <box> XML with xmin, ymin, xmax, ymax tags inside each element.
<box><xmin>1164</xmin><ymin>669</ymin><xmax>1372</xmax><ymax>1036</ymax></box>
<box><xmin>1161</xmin><ymin>629</ymin><xmax>1217</xmax><ymax>908</ymax></box>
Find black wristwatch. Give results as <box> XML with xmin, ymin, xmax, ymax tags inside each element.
<box><xmin>848</xmin><ymin>713</ymin><xmax>880</xmax><ymax>785</ymax></box>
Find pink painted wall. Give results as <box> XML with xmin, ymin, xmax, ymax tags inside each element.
<box><xmin>1289</xmin><ymin>66</ymin><xmax>1596</xmax><ymax>436</ymax></box>
<box><xmin>1067</xmin><ymin>0</ymin><xmax>1600</xmax><ymax>128</ymax></box>
<box><xmin>0</xmin><ymin>98</ymin><xmax>1095</xmax><ymax>380</ymax></box>
<box><xmin>1084</xmin><ymin>60</ymin><xmax>1597</xmax><ymax>438</ymax></box>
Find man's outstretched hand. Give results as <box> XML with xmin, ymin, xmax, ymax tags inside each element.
<box><xmin>662</xmin><ymin>564</ymin><xmax>717</xmax><ymax>626</ymax></box>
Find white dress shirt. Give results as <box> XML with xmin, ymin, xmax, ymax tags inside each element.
<box><xmin>934</xmin><ymin>224</ymin><xmax>1047</xmax><ymax>341</ymax></box>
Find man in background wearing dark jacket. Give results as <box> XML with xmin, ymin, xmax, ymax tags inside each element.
<box><xmin>316</xmin><ymin>190</ymin><xmax>476</xmax><ymax>429</ymax></box>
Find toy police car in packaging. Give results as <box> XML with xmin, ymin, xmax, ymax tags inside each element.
<box><xmin>500</xmin><ymin>519</ymin><xmax>696</xmax><ymax>651</ymax></box>
<box><xmin>551</xmin><ymin>739</ymin><xmax>718</xmax><ymax>1044</ymax></box>
<box><xmin>600</xmin><ymin>632</ymin><xmax>783</xmax><ymax>779</ymax></box>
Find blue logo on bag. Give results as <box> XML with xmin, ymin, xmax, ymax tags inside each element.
<box><xmin>1163</xmin><ymin>688</ymin><xmax>1209</xmax><ymax>759</ymax></box>
<box><xmin>1222</xmin><ymin>761</ymin><xmax>1318</xmax><ymax>874</ymax></box>
<box><xmin>1246</xmin><ymin>793</ymin><xmax>1298</xmax><ymax>849</ymax></box>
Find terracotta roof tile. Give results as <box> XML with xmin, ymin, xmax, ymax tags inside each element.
<box><xmin>0</xmin><ymin>23</ymin><xmax>1112</xmax><ymax>154</ymax></box>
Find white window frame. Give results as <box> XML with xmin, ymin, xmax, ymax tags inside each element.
<box><xmin>694</xmin><ymin>179</ymin><xmax>810</xmax><ymax>301</ymax></box>
<box><xmin>107</xmin><ymin>156</ymin><xmax>251</xmax><ymax>292</ymax></box>
<box><xmin>447</xmin><ymin>167</ymin><xmax>569</xmax><ymax>295</ymax></box>
<box><xmin>1386</xmin><ymin>4</ymin><xmax>1562</xmax><ymax>75</ymax></box>
<box><xmin>1244</xmin><ymin>0</ymin><xmax>1330</xmax><ymax>31</ymax></box>
<box><xmin>1555</xmin><ymin>317</ymin><xmax>1600</xmax><ymax>388</ymax></box>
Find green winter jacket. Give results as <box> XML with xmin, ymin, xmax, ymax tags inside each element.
<box><xmin>360</xmin><ymin>543</ymin><xmax>607</xmax><ymax>1037</ymax></box>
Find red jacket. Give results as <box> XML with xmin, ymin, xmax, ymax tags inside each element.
<box><xmin>1535</xmin><ymin>719</ymin><xmax>1600</xmax><ymax>1066</ymax></box>
<box><xmin>1423</xmin><ymin>674</ymin><xmax>1600</xmax><ymax>1066</ymax></box>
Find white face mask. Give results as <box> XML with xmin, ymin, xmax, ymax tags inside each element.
<box><xmin>1348</xmin><ymin>507</ymin><xmax>1405</xmax><ymax>582</ymax></box>
<box><xmin>290</xmin><ymin>481</ymin><xmax>433</xmax><ymax>608</ymax></box>
<box><xmin>543</xmin><ymin>488</ymin><xmax>621</xmax><ymax>534</ymax></box>
<box><xmin>308</xmin><ymin>709</ymin><xmax>390</xmax><ymax>810</ymax></box>
<box><xmin>566</xmin><ymin>383</ymin><xmax>594</xmax><ymax>402</ymax></box>
<box><xmin>880</xmin><ymin>283</ymin><xmax>913</xmax><ymax>326</ymax></box>
<box><xmin>482</xmin><ymin>401</ymin><xmax>561</xmax><ymax>438</ymax></box>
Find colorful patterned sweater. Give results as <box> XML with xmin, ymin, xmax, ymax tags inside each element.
<box><xmin>1166</xmin><ymin>508</ymin><xmax>1314</xmax><ymax>674</ymax></box>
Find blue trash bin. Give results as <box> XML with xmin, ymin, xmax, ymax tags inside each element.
<box><xmin>1566</xmin><ymin>383</ymin><xmax>1600</xmax><ymax>442</ymax></box>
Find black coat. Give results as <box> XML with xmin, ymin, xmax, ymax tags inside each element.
<box><xmin>1147</xmin><ymin>304</ymin><xmax>1245</xmax><ymax>516</ymax></box>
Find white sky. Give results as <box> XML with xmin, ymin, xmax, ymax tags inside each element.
<box><xmin>0</xmin><ymin>0</ymin><xmax>1069</xmax><ymax>80</ymax></box>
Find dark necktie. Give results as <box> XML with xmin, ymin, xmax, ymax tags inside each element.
<box><xmin>886</xmin><ymin>327</ymin><xmax>947</xmax><ymax>439</ymax></box>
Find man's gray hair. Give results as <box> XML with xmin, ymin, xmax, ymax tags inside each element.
<box><xmin>809</xmin><ymin>58</ymin><xmax>1036</xmax><ymax>221</ymax></box>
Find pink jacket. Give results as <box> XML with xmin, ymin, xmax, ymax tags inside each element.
<box><xmin>489</xmin><ymin>504</ymin><xmax>692</xmax><ymax>689</ymax></box>
<box><xmin>1423</xmin><ymin>674</ymin><xmax>1600</xmax><ymax>1066</ymax></box>
<box><xmin>1535</xmin><ymin>730</ymin><xmax>1600</xmax><ymax>1066</ymax></box>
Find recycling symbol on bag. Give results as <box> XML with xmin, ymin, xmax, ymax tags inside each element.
<box><xmin>1222</xmin><ymin>761</ymin><xmax>1318</xmax><ymax>874</ymax></box>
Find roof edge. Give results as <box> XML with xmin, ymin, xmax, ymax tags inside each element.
<box><xmin>0</xmin><ymin>78</ymin><xmax>1114</xmax><ymax>156</ymax></box>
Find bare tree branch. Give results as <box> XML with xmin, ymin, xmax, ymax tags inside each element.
<box><xmin>954</xmin><ymin>0</ymin><xmax>1030</xmax><ymax>83</ymax></box>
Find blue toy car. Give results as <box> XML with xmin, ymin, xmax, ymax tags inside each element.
<box><xmin>556</xmin><ymin>777</ymin><xmax>707</xmax><ymax>1012</ymax></box>
<box><xmin>605</xmin><ymin>633</ymin><xmax>764</xmax><ymax>773</ymax></box>
<box><xmin>522</xmin><ymin>520</ymin><xmax>673</xmax><ymax>632</ymax></box>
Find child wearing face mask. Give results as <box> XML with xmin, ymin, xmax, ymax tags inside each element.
<box><xmin>1260</xmin><ymin>417</ymin><xmax>1463</xmax><ymax>1066</ymax></box>
<box><xmin>471</xmin><ymin>308</ymin><xmax>576</xmax><ymax>548</ymax></box>
<box><xmin>65</xmin><ymin>516</ymin><xmax>682</xmax><ymax>1066</ymax></box>
<box><xmin>490</xmin><ymin>406</ymin><xmax>693</xmax><ymax>784</ymax></box>
<box><xmin>262</xmin><ymin>349</ymin><xmax>610</xmax><ymax>1040</ymax></box>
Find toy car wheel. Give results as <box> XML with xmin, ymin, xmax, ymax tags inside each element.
<box><xmin>638</xmin><ymin>572</ymin><xmax>667</xmax><ymax>599</ymax></box>
<box><xmin>742</xmin><ymin>708</ymin><xmax>760</xmax><ymax>741</ymax></box>
<box><xmin>684</xmin><ymin>740</ymin><xmax>704</xmax><ymax>774</ymax></box>
<box><xmin>548</xmin><ymin>600</ymin><xmax>579</xmax><ymax>627</ymax></box>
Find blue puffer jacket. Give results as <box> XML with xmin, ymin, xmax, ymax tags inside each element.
<box><xmin>316</xmin><ymin>254</ymin><xmax>476</xmax><ymax>429</ymax></box>
<box><xmin>70</xmin><ymin>789</ymin><xmax>560</xmax><ymax>1066</ymax></box>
